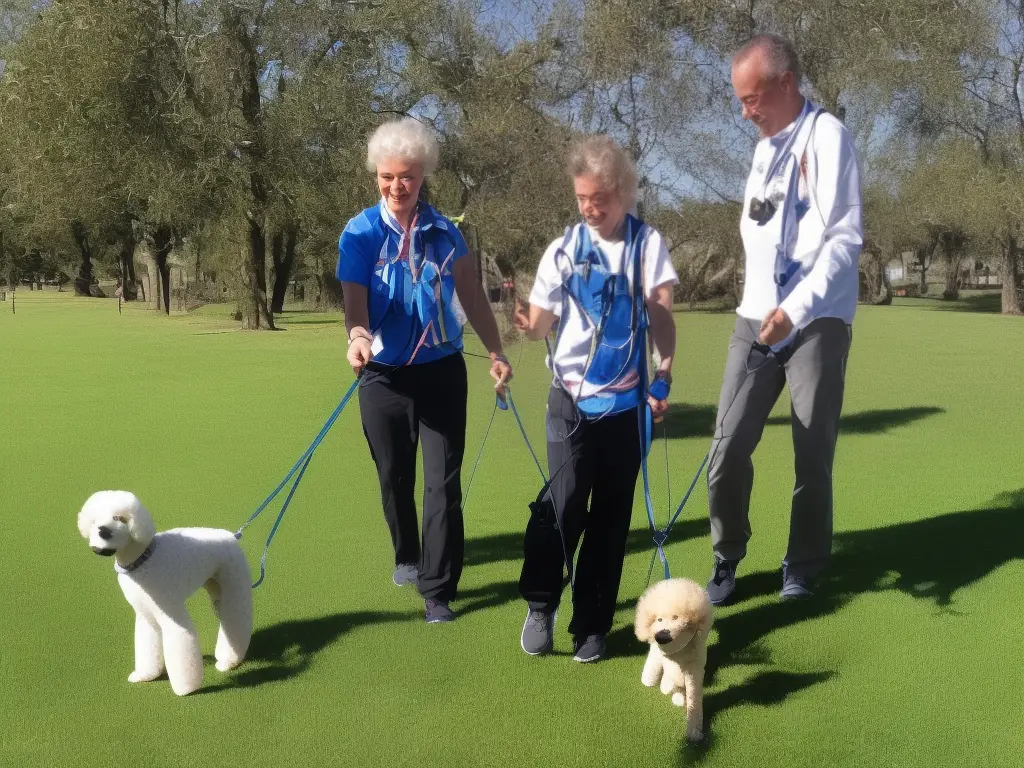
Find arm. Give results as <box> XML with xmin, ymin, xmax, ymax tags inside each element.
<box><xmin>646</xmin><ymin>282</ymin><xmax>675</xmax><ymax>376</ymax></box>
<box><xmin>451</xmin><ymin>254</ymin><xmax>512</xmax><ymax>390</ymax></box>
<box><xmin>336</xmin><ymin>227</ymin><xmax>374</xmax><ymax>374</ymax></box>
<box><xmin>512</xmin><ymin>300</ymin><xmax>557</xmax><ymax>340</ymax></box>
<box><xmin>778</xmin><ymin>121</ymin><xmax>863</xmax><ymax>330</ymax></box>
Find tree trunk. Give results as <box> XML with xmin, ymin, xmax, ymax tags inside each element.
<box><xmin>154</xmin><ymin>227</ymin><xmax>173</xmax><ymax>315</ymax></box>
<box><xmin>71</xmin><ymin>221</ymin><xmax>93</xmax><ymax>296</ymax></box>
<box><xmin>1001</xmin><ymin>234</ymin><xmax>1023</xmax><ymax>315</ymax></box>
<box><xmin>241</xmin><ymin>216</ymin><xmax>275</xmax><ymax>329</ymax></box>
<box><xmin>119</xmin><ymin>230</ymin><xmax>138</xmax><ymax>301</ymax></box>
<box><xmin>942</xmin><ymin>252</ymin><xmax>962</xmax><ymax>300</ymax></box>
<box><xmin>270</xmin><ymin>222</ymin><xmax>298</xmax><ymax>314</ymax></box>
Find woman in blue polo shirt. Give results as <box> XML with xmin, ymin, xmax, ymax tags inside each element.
<box><xmin>338</xmin><ymin>117</ymin><xmax>512</xmax><ymax>624</ymax></box>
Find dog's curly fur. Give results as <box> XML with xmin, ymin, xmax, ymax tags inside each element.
<box><xmin>634</xmin><ymin>578</ymin><xmax>713</xmax><ymax>742</ymax></box>
<box><xmin>77</xmin><ymin>490</ymin><xmax>253</xmax><ymax>696</ymax></box>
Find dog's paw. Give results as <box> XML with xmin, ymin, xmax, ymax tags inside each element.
<box><xmin>641</xmin><ymin>674</ymin><xmax>659</xmax><ymax>687</ymax></box>
<box><xmin>671</xmin><ymin>692</ymin><xmax>686</xmax><ymax>707</ymax></box>
<box><xmin>215</xmin><ymin>658</ymin><xmax>241</xmax><ymax>672</ymax></box>
<box><xmin>128</xmin><ymin>671</ymin><xmax>161</xmax><ymax>683</ymax></box>
<box><xmin>685</xmin><ymin>727</ymin><xmax>704</xmax><ymax>743</ymax></box>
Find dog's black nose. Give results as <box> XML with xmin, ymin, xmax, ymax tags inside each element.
<box><xmin>654</xmin><ymin>629</ymin><xmax>673</xmax><ymax>645</ymax></box>
<box><xmin>97</xmin><ymin>526</ymin><xmax>113</xmax><ymax>541</ymax></box>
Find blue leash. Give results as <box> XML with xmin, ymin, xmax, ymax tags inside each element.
<box><xmin>236</xmin><ymin>377</ymin><xmax>360</xmax><ymax>588</ymax></box>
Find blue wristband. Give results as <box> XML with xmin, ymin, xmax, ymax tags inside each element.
<box><xmin>648</xmin><ymin>377</ymin><xmax>670</xmax><ymax>401</ymax></box>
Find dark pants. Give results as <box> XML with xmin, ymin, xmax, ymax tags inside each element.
<box><xmin>519</xmin><ymin>385</ymin><xmax>642</xmax><ymax>639</ymax></box>
<box><xmin>707</xmin><ymin>316</ymin><xmax>852</xmax><ymax>578</ymax></box>
<box><xmin>358</xmin><ymin>353</ymin><xmax>467</xmax><ymax>602</ymax></box>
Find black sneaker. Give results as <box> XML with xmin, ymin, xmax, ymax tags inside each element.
<box><xmin>425</xmin><ymin>599</ymin><xmax>454</xmax><ymax>623</ymax></box>
<box><xmin>520</xmin><ymin>610</ymin><xmax>555</xmax><ymax>656</ymax></box>
<box><xmin>572</xmin><ymin>634</ymin><xmax>606</xmax><ymax>663</ymax></box>
<box><xmin>780</xmin><ymin>566</ymin><xmax>814</xmax><ymax>600</ymax></box>
<box><xmin>707</xmin><ymin>556</ymin><xmax>739</xmax><ymax>605</ymax></box>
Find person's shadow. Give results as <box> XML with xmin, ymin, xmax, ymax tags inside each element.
<box><xmin>666</xmin><ymin>488</ymin><xmax>1024</xmax><ymax>760</ymax></box>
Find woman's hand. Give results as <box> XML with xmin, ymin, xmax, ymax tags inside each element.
<box><xmin>648</xmin><ymin>394</ymin><xmax>669</xmax><ymax>422</ymax></box>
<box><xmin>347</xmin><ymin>332</ymin><xmax>373</xmax><ymax>375</ymax></box>
<box><xmin>490</xmin><ymin>352</ymin><xmax>513</xmax><ymax>395</ymax></box>
<box><xmin>512</xmin><ymin>298</ymin><xmax>530</xmax><ymax>333</ymax></box>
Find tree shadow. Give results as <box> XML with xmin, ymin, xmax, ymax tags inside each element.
<box><xmin>931</xmin><ymin>293</ymin><xmax>1003</xmax><ymax>313</ymax></box>
<box><xmin>200</xmin><ymin>609</ymin><xmax>417</xmax><ymax>692</ymax></box>
<box><xmin>766</xmin><ymin>406</ymin><xmax>946</xmax><ymax>434</ymax></box>
<box><xmin>662</xmin><ymin>404</ymin><xmax>946</xmax><ymax>439</ymax></box>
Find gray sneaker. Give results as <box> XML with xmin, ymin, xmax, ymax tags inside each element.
<box><xmin>707</xmin><ymin>556</ymin><xmax>739</xmax><ymax>605</ymax></box>
<box><xmin>520</xmin><ymin>610</ymin><xmax>555</xmax><ymax>656</ymax></box>
<box><xmin>572</xmin><ymin>634</ymin><xmax>606</xmax><ymax>663</ymax></box>
<box><xmin>425</xmin><ymin>599</ymin><xmax>454</xmax><ymax>623</ymax></box>
<box><xmin>393</xmin><ymin>563</ymin><xmax>418</xmax><ymax>586</ymax></box>
<box><xmin>780</xmin><ymin>567</ymin><xmax>814</xmax><ymax>600</ymax></box>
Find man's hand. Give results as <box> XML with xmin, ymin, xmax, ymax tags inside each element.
<box><xmin>759</xmin><ymin>308</ymin><xmax>793</xmax><ymax>347</ymax></box>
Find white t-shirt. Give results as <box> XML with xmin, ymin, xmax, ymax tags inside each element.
<box><xmin>529</xmin><ymin>223</ymin><xmax>678</xmax><ymax>396</ymax></box>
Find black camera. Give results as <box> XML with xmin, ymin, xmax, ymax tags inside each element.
<box><xmin>748</xmin><ymin>196</ymin><xmax>777</xmax><ymax>224</ymax></box>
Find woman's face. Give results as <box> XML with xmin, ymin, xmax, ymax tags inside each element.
<box><xmin>573</xmin><ymin>173</ymin><xmax>627</xmax><ymax>240</ymax></box>
<box><xmin>377</xmin><ymin>158</ymin><xmax>424</xmax><ymax>225</ymax></box>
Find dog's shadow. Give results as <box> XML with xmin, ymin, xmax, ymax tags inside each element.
<box><xmin>199</xmin><ymin>609</ymin><xmax>418</xmax><ymax>692</ymax></box>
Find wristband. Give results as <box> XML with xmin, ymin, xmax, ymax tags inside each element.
<box><xmin>648</xmin><ymin>371</ymin><xmax>671</xmax><ymax>401</ymax></box>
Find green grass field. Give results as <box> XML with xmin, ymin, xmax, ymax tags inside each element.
<box><xmin>1</xmin><ymin>289</ymin><xmax>1021</xmax><ymax>767</ymax></box>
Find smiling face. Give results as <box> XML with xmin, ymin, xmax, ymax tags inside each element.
<box><xmin>376</xmin><ymin>158</ymin><xmax>424</xmax><ymax>227</ymax></box>
<box><xmin>573</xmin><ymin>172</ymin><xmax>627</xmax><ymax>240</ymax></box>
<box><xmin>731</xmin><ymin>48</ymin><xmax>799</xmax><ymax>138</ymax></box>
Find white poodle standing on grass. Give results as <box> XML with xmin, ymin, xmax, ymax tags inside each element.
<box><xmin>634</xmin><ymin>578</ymin><xmax>714</xmax><ymax>742</ymax></box>
<box><xmin>77</xmin><ymin>490</ymin><xmax>253</xmax><ymax>696</ymax></box>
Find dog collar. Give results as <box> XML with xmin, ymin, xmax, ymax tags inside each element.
<box><xmin>114</xmin><ymin>541</ymin><xmax>156</xmax><ymax>575</ymax></box>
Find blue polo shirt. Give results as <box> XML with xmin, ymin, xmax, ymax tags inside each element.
<box><xmin>337</xmin><ymin>200</ymin><xmax>468</xmax><ymax>366</ymax></box>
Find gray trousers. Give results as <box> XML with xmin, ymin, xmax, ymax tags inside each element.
<box><xmin>707</xmin><ymin>316</ymin><xmax>852</xmax><ymax>578</ymax></box>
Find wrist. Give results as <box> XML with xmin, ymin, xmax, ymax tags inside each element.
<box><xmin>348</xmin><ymin>329</ymin><xmax>372</xmax><ymax>344</ymax></box>
<box><xmin>490</xmin><ymin>351</ymin><xmax>509</xmax><ymax>364</ymax></box>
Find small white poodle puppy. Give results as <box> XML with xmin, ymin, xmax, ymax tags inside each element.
<box><xmin>77</xmin><ymin>490</ymin><xmax>253</xmax><ymax>696</ymax></box>
<box><xmin>634</xmin><ymin>578</ymin><xmax>714</xmax><ymax>742</ymax></box>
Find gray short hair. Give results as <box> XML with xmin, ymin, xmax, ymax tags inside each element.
<box><xmin>566</xmin><ymin>135</ymin><xmax>638</xmax><ymax>209</ymax></box>
<box><xmin>733</xmin><ymin>34</ymin><xmax>802</xmax><ymax>83</ymax></box>
<box><xmin>366</xmin><ymin>117</ymin><xmax>440</xmax><ymax>174</ymax></box>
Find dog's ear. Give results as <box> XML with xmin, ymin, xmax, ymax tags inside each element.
<box><xmin>126</xmin><ymin>502</ymin><xmax>157</xmax><ymax>544</ymax></box>
<box><xmin>76</xmin><ymin>506</ymin><xmax>95</xmax><ymax>539</ymax></box>
<box><xmin>634</xmin><ymin>592</ymin><xmax>655</xmax><ymax>643</ymax></box>
<box><xmin>696</xmin><ymin>592</ymin><xmax>714</xmax><ymax>636</ymax></box>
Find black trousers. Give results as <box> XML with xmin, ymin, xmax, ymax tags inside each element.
<box><xmin>519</xmin><ymin>385</ymin><xmax>642</xmax><ymax>639</ymax></box>
<box><xmin>358</xmin><ymin>353</ymin><xmax>467</xmax><ymax>602</ymax></box>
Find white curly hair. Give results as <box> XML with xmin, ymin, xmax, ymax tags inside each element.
<box><xmin>366</xmin><ymin>117</ymin><xmax>440</xmax><ymax>175</ymax></box>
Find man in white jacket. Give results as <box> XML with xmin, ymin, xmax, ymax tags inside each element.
<box><xmin>706</xmin><ymin>34</ymin><xmax>863</xmax><ymax>605</ymax></box>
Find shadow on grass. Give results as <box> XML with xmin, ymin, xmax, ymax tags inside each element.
<box><xmin>464</xmin><ymin>520</ymin><xmax>708</xmax><ymax>569</ymax></box>
<box><xmin>201</xmin><ymin>609</ymin><xmax>418</xmax><ymax>692</ymax></box>
<box><xmin>931</xmin><ymin>293</ymin><xmax>1003</xmax><ymax>313</ymax></box>
<box><xmin>660</xmin><ymin>404</ymin><xmax>945</xmax><ymax>440</ymax></box>
<box><xmin>765</xmin><ymin>405</ymin><xmax>946</xmax><ymax>434</ymax></box>
<box><xmin>652</xmin><ymin>489</ymin><xmax>1023</xmax><ymax>761</ymax></box>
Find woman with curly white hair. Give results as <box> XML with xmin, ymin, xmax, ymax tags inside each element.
<box><xmin>337</xmin><ymin>117</ymin><xmax>512</xmax><ymax>624</ymax></box>
<box><xmin>513</xmin><ymin>135</ymin><xmax>678</xmax><ymax>662</ymax></box>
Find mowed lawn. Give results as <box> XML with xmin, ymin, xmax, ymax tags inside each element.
<box><xmin>1</xmin><ymin>289</ymin><xmax>1021</xmax><ymax>768</ymax></box>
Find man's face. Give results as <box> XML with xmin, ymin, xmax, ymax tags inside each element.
<box><xmin>732</xmin><ymin>51</ymin><xmax>796</xmax><ymax>137</ymax></box>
